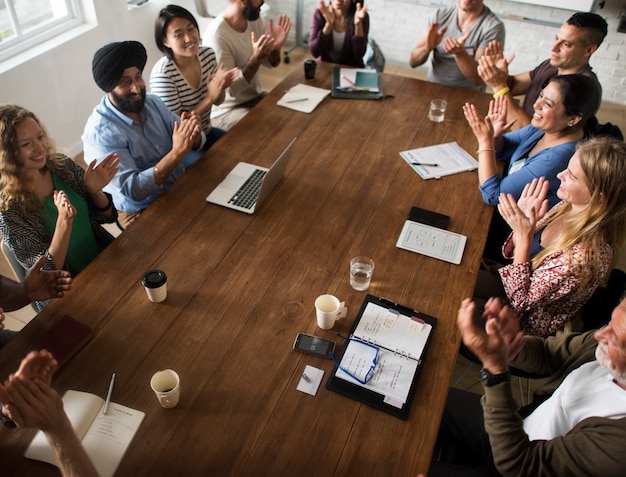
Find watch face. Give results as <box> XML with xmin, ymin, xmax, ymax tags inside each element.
<box><xmin>480</xmin><ymin>368</ymin><xmax>511</xmax><ymax>386</ymax></box>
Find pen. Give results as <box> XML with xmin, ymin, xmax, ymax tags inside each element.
<box><xmin>286</xmin><ymin>98</ymin><xmax>308</xmax><ymax>103</ymax></box>
<box><xmin>103</xmin><ymin>372</ymin><xmax>115</xmax><ymax>415</ymax></box>
<box><xmin>341</xmin><ymin>74</ymin><xmax>355</xmax><ymax>86</ymax></box>
<box><xmin>411</xmin><ymin>162</ymin><xmax>439</xmax><ymax>167</ymax></box>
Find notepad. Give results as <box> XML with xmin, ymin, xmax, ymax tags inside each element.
<box><xmin>277</xmin><ymin>84</ymin><xmax>330</xmax><ymax>113</ymax></box>
<box><xmin>326</xmin><ymin>295</ymin><xmax>436</xmax><ymax>419</ymax></box>
<box><xmin>25</xmin><ymin>390</ymin><xmax>145</xmax><ymax>477</ymax></box>
<box><xmin>396</xmin><ymin>220</ymin><xmax>467</xmax><ymax>265</ymax></box>
<box><xmin>399</xmin><ymin>142</ymin><xmax>478</xmax><ymax>179</ymax></box>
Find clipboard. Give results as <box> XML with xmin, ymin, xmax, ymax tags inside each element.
<box><xmin>331</xmin><ymin>67</ymin><xmax>384</xmax><ymax>100</ymax></box>
<box><xmin>326</xmin><ymin>295</ymin><xmax>436</xmax><ymax>419</ymax></box>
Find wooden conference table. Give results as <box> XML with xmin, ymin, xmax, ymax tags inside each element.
<box><xmin>0</xmin><ymin>63</ymin><xmax>493</xmax><ymax>476</ymax></box>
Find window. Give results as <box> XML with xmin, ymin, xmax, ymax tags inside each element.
<box><xmin>0</xmin><ymin>0</ymin><xmax>82</xmax><ymax>61</ymax></box>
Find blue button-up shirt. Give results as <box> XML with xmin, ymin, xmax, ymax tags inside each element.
<box><xmin>82</xmin><ymin>93</ymin><xmax>206</xmax><ymax>213</ymax></box>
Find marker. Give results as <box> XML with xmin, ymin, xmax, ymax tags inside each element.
<box><xmin>103</xmin><ymin>372</ymin><xmax>115</xmax><ymax>415</ymax></box>
<box><xmin>411</xmin><ymin>162</ymin><xmax>439</xmax><ymax>167</ymax></box>
<box><xmin>286</xmin><ymin>98</ymin><xmax>308</xmax><ymax>103</ymax></box>
<box><xmin>302</xmin><ymin>373</ymin><xmax>311</xmax><ymax>383</ymax></box>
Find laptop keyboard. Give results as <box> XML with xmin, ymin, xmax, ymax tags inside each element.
<box><xmin>228</xmin><ymin>169</ymin><xmax>267</xmax><ymax>209</ymax></box>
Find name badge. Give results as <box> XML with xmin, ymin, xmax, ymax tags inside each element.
<box><xmin>465</xmin><ymin>46</ymin><xmax>475</xmax><ymax>57</ymax></box>
<box><xmin>509</xmin><ymin>158</ymin><xmax>526</xmax><ymax>174</ymax></box>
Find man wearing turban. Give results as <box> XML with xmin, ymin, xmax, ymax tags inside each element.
<box><xmin>82</xmin><ymin>41</ymin><xmax>207</xmax><ymax>228</ymax></box>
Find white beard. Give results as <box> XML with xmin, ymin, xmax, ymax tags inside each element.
<box><xmin>595</xmin><ymin>342</ymin><xmax>626</xmax><ymax>386</ymax></box>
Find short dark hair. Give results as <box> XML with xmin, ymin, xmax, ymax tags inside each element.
<box><xmin>566</xmin><ymin>12</ymin><xmax>608</xmax><ymax>48</ymax></box>
<box><xmin>155</xmin><ymin>4</ymin><xmax>199</xmax><ymax>59</ymax></box>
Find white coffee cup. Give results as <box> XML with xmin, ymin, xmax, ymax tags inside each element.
<box><xmin>150</xmin><ymin>369</ymin><xmax>180</xmax><ymax>408</ymax></box>
<box><xmin>142</xmin><ymin>269</ymin><xmax>167</xmax><ymax>303</ymax></box>
<box><xmin>315</xmin><ymin>294</ymin><xmax>347</xmax><ymax>330</ymax></box>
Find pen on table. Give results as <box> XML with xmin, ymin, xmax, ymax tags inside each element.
<box><xmin>286</xmin><ymin>98</ymin><xmax>308</xmax><ymax>103</ymax></box>
<box><xmin>103</xmin><ymin>372</ymin><xmax>115</xmax><ymax>415</ymax></box>
<box><xmin>341</xmin><ymin>74</ymin><xmax>355</xmax><ymax>86</ymax></box>
<box><xmin>411</xmin><ymin>162</ymin><xmax>439</xmax><ymax>167</ymax></box>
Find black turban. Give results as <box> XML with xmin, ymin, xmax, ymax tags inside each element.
<box><xmin>92</xmin><ymin>41</ymin><xmax>147</xmax><ymax>92</ymax></box>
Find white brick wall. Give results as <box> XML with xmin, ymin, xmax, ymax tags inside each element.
<box><xmin>268</xmin><ymin>0</ymin><xmax>625</xmax><ymax>105</ymax></box>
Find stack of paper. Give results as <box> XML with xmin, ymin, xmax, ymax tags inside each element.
<box><xmin>399</xmin><ymin>142</ymin><xmax>478</xmax><ymax>180</ymax></box>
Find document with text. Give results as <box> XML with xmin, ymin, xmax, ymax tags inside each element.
<box><xmin>396</xmin><ymin>220</ymin><xmax>467</xmax><ymax>265</ymax></box>
<box><xmin>399</xmin><ymin>142</ymin><xmax>478</xmax><ymax>179</ymax></box>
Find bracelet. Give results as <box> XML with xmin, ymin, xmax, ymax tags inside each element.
<box><xmin>154</xmin><ymin>165</ymin><xmax>167</xmax><ymax>180</ymax></box>
<box><xmin>492</xmin><ymin>87</ymin><xmax>510</xmax><ymax>98</ymax></box>
<box><xmin>94</xmin><ymin>194</ymin><xmax>112</xmax><ymax>212</ymax></box>
<box><xmin>476</xmin><ymin>148</ymin><xmax>496</xmax><ymax>154</ymax></box>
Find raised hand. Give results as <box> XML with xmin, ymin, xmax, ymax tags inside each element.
<box><xmin>457</xmin><ymin>298</ymin><xmax>509</xmax><ymax>374</ymax></box>
<box><xmin>463</xmin><ymin>102</ymin><xmax>494</xmax><ymax>146</ymax></box>
<box><xmin>268</xmin><ymin>14</ymin><xmax>292</xmax><ymax>49</ymax></box>
<box><xmin>486</xmin><ymin>96</ymin><xmax>516</xmax><ymax>137</ymax></box>
<box><xmin>426</xmin><ymin>21</ymin><xmax>447</xmax><ymax>51</ymax></box>
<box><xmin>207</xmin><ymin>64</ymin><xmax>239</xmax><ymax>103</ymax></box>
<box><xmin>172</xmin><ymin>111</ymin><xmax>201</xmax><ymax>154</ymax></box>
<box><xmin>482</xmin><ymin>297</ymin><xmax>525</xmax><ymax>360</ymax></box>
<box><xmin>354</xmin><ymin>3</ymin><xmax>368</xmax><ymax>27</ymax></box>
<box><xmin>443</xmin><ymin>31</ymin><xmax>469</xmax><ymax>56</ymax></box>
<box><xmin>12</xmin><ymin>350</ymin><xmax>58</xmax><ymax>385</ymax></box>
<box><xmin>516</xmin><ymin>177</ymin><xmax>549</xmax><ymax>222</ymax></box>
<box><xmin>478</xmin><ymin>42</ymin><xmax>514</xmax><ymax>90</ymax></box>
<box><xmin>85</xmin><ymin>153</ymin><xmax>119</xmax><ymax>196</ymax></box>
<box><xmin>54</xmin><ymin>190</ymin><xmax>75</xmax><ymax>221</ymax></box>
<box><xmin>498</xmin><ymin>192</ymin><xmax>537</xmax><ymax>240</ymax></box>
<box><xmin>23</xmin><ymin>255</ymin><xmax>72</xmax><ymax>301</ymax></box>
<box><xmin>319</xmin><ymin>0</ymin><xmax>336</xmax><ymax>29</ymax></box>
<box><xmin>250</xmin><ymin>31</ymin><xmax>277</xmax><ymax>62</ymax></box>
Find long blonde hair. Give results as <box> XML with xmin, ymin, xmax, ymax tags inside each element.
<box><xmin>532</xmin><ymin>137</ymin><xmax>626</xmax><ymax>284</ymax></box>
<box><xmin>0</xmin><ymin>104</ymin><xmax>63</xmax><ymax>211</ymax></box>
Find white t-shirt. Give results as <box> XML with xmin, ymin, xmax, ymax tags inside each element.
<box><xmin>203</xmin><ymin>15</ymin><xmax>267</xmax><ymax>117</ymax></box>
<box><xmin>524</xmin><ymin>361</ymin><xmax>626</xmax><ymax>440</ymax></box>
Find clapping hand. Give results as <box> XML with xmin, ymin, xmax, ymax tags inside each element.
<box><xmin>425</xmin><ymin>21</ymin><xmax>447</xmax><ymax>51</ymax></box>
<box><xmin>498</xmin><ymin>192</ymin><xmax>538</xmax><ymax>240</ymax></box>
<box><xmin>354</xmin><ymin>3</ymin><xmax>368</xmax><ymax>27</ymax></box>
<box><xmin>207</xmin><ymin>63</ymin><xmax>239</xmax><ymax>104</ymax></box>
<box><xmin>516</xmin><ymin>177</ymin><xmax>549</xmax><ymax>222</ymax></box>
<box><xmin>173</xmin><ymin>111</ymin><xmax>201</xmax><ymax>153</ymax></box>
<box><xmin>482</xmin><ymin>297</ymin><xmax>525</xmax><ymax>360</ymax></box>
<box><xmin>54</xmin><ymin>190</ymin><xmax>75</xmax><ymax>221</ymax></box>
<box><xmin>23</xmin><ymin>255</ymin><xmax>72</xmax><ymax>301</ymax></box>
<box><xmin>486</xmin><ymin>96</ymin><xmax>516</xmax><ymax>137</ymax></box>
<box><xmin>319</xmin><ymin>0</ymin><xmax>336</xmax><ymax>29</ymax></box>
<box><xmin>268</xmin><ymin>14</ymin><xmax>291</xmax><ymax>49</ymax></box>
<box><xmin>443</xmin><ymin>32</ymin><xmax>469</xmax><ymax>56</ymax></box>
<box><xmin>477</xmin><ymin>40</ymin><xmax>514</xmax><ymax>90</ymax></box>
<box><xmin>463</xmin><ymin>102</ymin><xmax>494</xmax><ymax>145</ymax></box>
<box><xmin>250</xmin><ymin>31</ymin><xmax>276</xmax><ymax>62</ymax></box>
<box><xmin>85</xmin><ymin>153</ymin><xmax>119</xmax><ymax>196</ymax></box>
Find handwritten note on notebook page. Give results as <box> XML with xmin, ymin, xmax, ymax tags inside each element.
<box><xmin>335</xmin><ymin>302</ymin><xmax>433</xmax><ymax>406</ymax></box>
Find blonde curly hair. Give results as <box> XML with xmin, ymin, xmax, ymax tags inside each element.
<box><xmin>0</xmin><ymin>104</ymin><xmax>64</xmax><ymax>212</ymax></box>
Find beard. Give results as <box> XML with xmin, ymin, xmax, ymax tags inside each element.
<box><xmin>243</xmin><ymin>1</ymin><xmax>262</xmax><ymax>21</ymax></box>
<box><xmin>110</xmin><ymin>87</ymin><xmax>146</xmax><ymax>114</ymax></box>
<box><xmin>596</xmin><ymin>342</ymin><xmax>626</xmax><ymax>386</ymax></box>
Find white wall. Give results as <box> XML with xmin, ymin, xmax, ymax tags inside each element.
<box><xmin>0</xmin><ymin>0</ymin><xmax>623</xmax><ymax>157</ymax></box>
<box><xmin>272</xmin><ymin>0</ymin><xmax>625</xmax><ymax>104</ymax></box>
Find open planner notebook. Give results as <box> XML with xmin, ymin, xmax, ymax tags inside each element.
<box><xmin>326</xmin><ymin>295</ymin><xmax>436</xmax><ymax>419</ymax></box>
<box><xmin>25</xmin><ymin>390</ymin><xmax>144</xmax><ymax>477</ymax></box>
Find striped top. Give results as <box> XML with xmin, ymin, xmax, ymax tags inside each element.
<box><xmin>149</xmin><ymin>46</ymin><xmax>218</xmax><ymax>133</ymax></box>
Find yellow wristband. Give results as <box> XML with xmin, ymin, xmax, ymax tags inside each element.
<box><xmin>493</xmin><ymin>87</ymin><xmax>510</xmax><ymax>98</ymax></box>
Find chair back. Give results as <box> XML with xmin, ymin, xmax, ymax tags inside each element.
<box><xmin>1</xmin><ymin>240</ymin><xmax>26</xmax><ymax>282</ymax></box>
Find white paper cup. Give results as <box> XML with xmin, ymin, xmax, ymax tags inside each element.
<box><xmin>142</xmin><ymin>269</ymin><xmax>167</xmax><ymax>303</ymax></box>
<box><xmin>315</xmin><ymin>294</ymin><xmax>347</xmax><ymax>330</ymax></box>
<box><xmin>150</xmin><ymin>369</ymin><xmax>180</xmax><ymax>408</ymax></box>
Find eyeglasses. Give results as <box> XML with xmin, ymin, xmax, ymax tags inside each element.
<box><xmin>330</xmin><ymin>339</ymin><xmax>380</xmax><ymax>385</ymax></box>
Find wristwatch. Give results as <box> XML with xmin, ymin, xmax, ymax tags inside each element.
<box><xmin>480</xmin><ymin>368</ymin><xmax>511</xmax><ymax>387</ymax></box>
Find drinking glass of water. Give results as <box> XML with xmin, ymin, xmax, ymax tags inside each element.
<box><xmin>350</xmin><ymin>256</ymin><xmax>375</xmax><ymax>291</ymax></box>
<box><xmin>428</xmin><ymin>99</ymin><xmax>447</xmax><ymax>123</ymax></box>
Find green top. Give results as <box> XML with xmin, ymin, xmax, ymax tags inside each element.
<box><xmin>40</xmin><ymin>174</ymin><xmax>103</xmax><ymax>275</ymax></box>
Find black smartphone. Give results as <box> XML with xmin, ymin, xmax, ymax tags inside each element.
<box><xmin>408</xmin><ymin>206</ymin><xmax>451</xmax><ymax>230</ymax></box>
<box><xmin>293</xmin><ymin>333</ymin><xmax>335</xmax><ymax>359</ymax></box>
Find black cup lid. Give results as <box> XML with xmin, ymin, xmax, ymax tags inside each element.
<box><xmin>142</xmin><ymin>270</ymin><xmax>167</xmax><ymax>288</ymax></box>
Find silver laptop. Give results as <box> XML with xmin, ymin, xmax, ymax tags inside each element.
<box><xmin>206</xmin><ymin>137</ymin><xmax>297</xmax><ymax>214</ymax></box>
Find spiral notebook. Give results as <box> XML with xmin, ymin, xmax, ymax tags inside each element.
<box><xmin>326</xmin><ymin>295</ymin><xmax>436</xmax><ymax>419</ymax></box>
